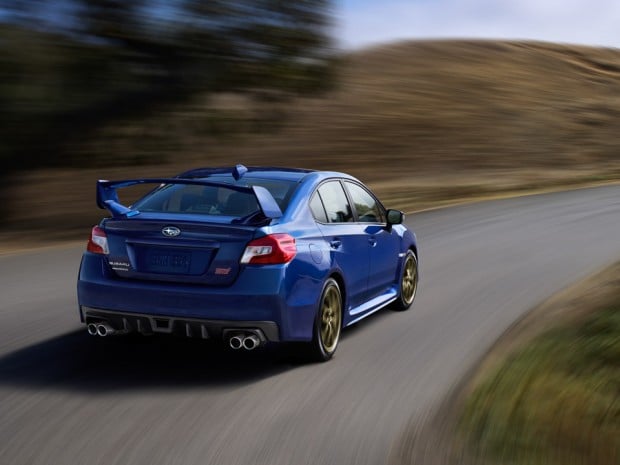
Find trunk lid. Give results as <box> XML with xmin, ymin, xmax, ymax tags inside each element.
<box><xmin>103</xmin><ymin>218</ymin><xmax>256</xmax><ymax>285</ymax></box>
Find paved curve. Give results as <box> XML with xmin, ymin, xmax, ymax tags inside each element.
<box><xmin>1</xmin><ymin>185</ymin><xmax>620</xmax><ymax>465</ymax></box>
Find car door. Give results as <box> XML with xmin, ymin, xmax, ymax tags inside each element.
<box><xmin>343</xmin><ymin>181</ymin><xmax>401</xmax><ymax>300</ymax></box>
<box><xmin>311</xmin><ymin>180</ymin><xmax>370</xmax><ymax>312</ymax></box>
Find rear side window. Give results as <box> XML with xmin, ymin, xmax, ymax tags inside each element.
<box><xmin>316</xmin><ymin>181</ymin><xmax>353</xmax><ymax>223</ymax></box>
<box><xmin>344</xmin><ymin>181</ymin><xmax>385</xmax><ymax>223</ymax></box>
<box><xmin>309</xmin><ymin>193</ymin><xmax>328</xmax><ymax>223</ymax></box>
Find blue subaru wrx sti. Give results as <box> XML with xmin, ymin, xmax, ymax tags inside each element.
<box><xmin>77</xmin><ymin>165</ymin><xmax>418</xmax><ymax>361</ymax></box>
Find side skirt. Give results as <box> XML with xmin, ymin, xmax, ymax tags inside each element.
<box><xmin>345</xmin><ymin>287</ymin><xmax>399</xmax><ymax>326</ymax></box>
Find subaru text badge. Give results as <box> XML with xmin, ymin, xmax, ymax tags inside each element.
<box><xmin>162</xmin><ymin>226</ymin><xmax>181</xmax><ymax>237</ymax></box>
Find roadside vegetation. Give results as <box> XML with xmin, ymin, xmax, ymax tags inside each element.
<box><xmin>459</xmin><ymin>263</ymin><xmax>620</xmax><ymax>465</ymax></box>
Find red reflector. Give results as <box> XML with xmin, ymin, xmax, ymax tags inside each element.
<box><xmin>241</xmin><ymin>234</ymin><xmax>296</xmax><ymax>264</ymax></box>
<box><xmin>87</xmin><ymin>226</ymin><xmax>109</xmax><ymax>254</ymax></box>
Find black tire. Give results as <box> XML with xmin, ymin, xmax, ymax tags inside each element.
<box><xmin>305</xmin><ymin>278</ymin><xmax>343</xmax><ymax>362</ymax></box>
<box><xmin>392</xmin><ymin>250</ymin><xmax>418</xmax><ymax>311</ymax></box>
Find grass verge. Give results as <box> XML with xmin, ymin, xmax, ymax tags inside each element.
<box><xmin>459</xmin><ymin>266</ymin><xmax>620</xmax><ymax>465</ymax></box>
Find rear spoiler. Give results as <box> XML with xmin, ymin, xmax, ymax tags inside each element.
<box><xmin>96</xmin><ymin>178</ymin><xmax>283</xmax><ymax>219</ymax></box>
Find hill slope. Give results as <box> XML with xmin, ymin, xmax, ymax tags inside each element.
<box><xmin>7</xmin><ymin>40</ymin><xmax>620</xmax><ymax>238</ymax></box>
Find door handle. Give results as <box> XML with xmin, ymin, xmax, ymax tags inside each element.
<box><xmin>368</xmin><ymin>238</ymin><xmax>377</xmax><ymax>247</ymax></box>
<box><xmin>329</xmin><ymin>239</ymin><xmax>342</xmax><ymax>249</ymax></box>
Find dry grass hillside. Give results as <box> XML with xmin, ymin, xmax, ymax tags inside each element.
<box><xmin>7</xmin><ymin>40</ymin><xmax>620</xmax><ymax>241</ymax></box>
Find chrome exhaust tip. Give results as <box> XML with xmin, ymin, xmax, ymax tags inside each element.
<box><xmin>96</xmin><ymin>323</ymin><xmax>116</xmax><ymax>337</ymax></box>
<box><xmin>242</xmin><ymin>334</ymin><xmax>260</xmax><ymax>350</ymax></box>
<box><xmin>87</xmin><ymin>323</ymin><xmax>98</xmax><ymax>336</ymax></box>
<box><xmin>229</xmin><ymin>335</ymin><xmax>243</xmax><ymax>350</ymax></box>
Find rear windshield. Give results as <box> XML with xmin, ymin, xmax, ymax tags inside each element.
<box><xmin>131</xmin><ymin>178</ymin><xmax>297</xmax><ymax>218</ymax></box>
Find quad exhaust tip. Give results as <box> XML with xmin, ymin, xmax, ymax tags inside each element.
<box><xmin>229</xmin><ymin>335</ymin><xmax>244</xmax><ymax>350</ymax></box>
<box><xmin>87</xmin><ymin>322</ymin><xmax>116</xmax><ymax>337</ymax></box>
<box><xmin>242</xmin><ymin>334</ymin><xmax>260</xmax><ymax>350</ymax></box>
<box><xmin>227</xmin><ymin>332</ymin><xmax>263</xmax><ymax>350</ymax></box>
<box><xmin>97</xmin><ymin>323</ymin><xmax>116</xmax><ymax>337</ymax></box>
<box><xmin>87</xmin><ymin>321</ymin><xmax>264</xmax><ymax>346</ymax></box>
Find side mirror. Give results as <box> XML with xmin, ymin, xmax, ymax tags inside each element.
<box><xmin>386</xmin><ymin>209</ymin><xmax>404</xmax><ymax>225</ymax></box>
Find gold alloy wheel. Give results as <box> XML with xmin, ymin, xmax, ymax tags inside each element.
<box><xmin>401</xmin><ymin>254</ymin><xmax>418</xmax><ymax>305</ymax></box>
<box><xmin>319</xmin><ymin>284</ymin><xmax>342</xmax><ymax>353</ymax></box>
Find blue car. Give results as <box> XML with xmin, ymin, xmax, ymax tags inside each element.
<box><xmin>77</xmin><ymin>165</ymin><xmax>418</xmax><ymax>361</ymax></box>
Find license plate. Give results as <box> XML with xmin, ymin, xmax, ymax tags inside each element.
<box><xmin>147</xmin><ymin>250</ymin><xmax>191</xmax><ymax>274</ymax></box>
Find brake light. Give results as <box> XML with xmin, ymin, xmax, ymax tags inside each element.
<box><xmin>240</xmin><ymin>234</ymin><xmax>296</xmax><ymax>264</ymax></box>
<box><xmin>87</xmin><ymin>226</ymin><xmax>109</xmax><ymax>254</ymax></box>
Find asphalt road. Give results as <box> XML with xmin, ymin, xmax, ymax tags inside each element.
<box><xmin>1</xmin><ymin>185</ymin><xmax>620</xmax><ymax>465</ymax></box>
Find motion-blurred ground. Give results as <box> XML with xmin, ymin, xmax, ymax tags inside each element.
<box><xmin>7</xmin><ymin>40</ymin><xmax>620</xmax><ymax>239</ymax></box>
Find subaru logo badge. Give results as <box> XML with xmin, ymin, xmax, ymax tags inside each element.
<box><xmin>162</xmin><ymin>226</ymin><xmax>181</xmax><ymax>237</ymax></box>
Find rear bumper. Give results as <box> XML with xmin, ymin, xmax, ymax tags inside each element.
<box><xmin>77</xmin><ymin>252</ymin><xmax>321</xmax><ymax>341</ymax></box>
<box><xmin>81</xmin><ymin>306</ymin><xmax>280</xmax><ymax>341</ymax></box>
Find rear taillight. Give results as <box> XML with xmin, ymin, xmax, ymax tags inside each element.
<box><xmin>87</xmin><ymin>226</ymin><xmax>109</xmax><ymax>255</ymax></box>
<box><xmin>240</xmin><ymin>234</ymin><xmax>296</xmax><ymax>264</ymax></box>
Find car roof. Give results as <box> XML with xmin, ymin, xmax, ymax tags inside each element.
<box><xmin>178</xmin><ymin>166</ymin><xmax>316</xmax><ymax>182</ymax></box>
<box><xmin>177</xmin><ymin>165</ymin><xmax>361</xmax><ymax>190</ymax></box>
